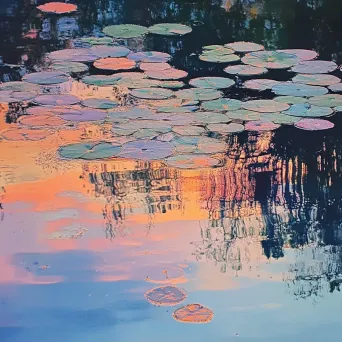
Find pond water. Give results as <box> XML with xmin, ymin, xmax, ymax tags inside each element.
<box><xmin>1</xmin><ymin>0</ymin><xmax>342</xmax><ymax>341</ymax></box>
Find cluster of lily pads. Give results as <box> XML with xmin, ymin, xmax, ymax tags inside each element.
<box><xmin>0</xmin><ymin>3</ymin><xmax>341</xmax><ymax>168</ymax></box>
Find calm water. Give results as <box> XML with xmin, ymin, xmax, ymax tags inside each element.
<box><xmin>1</xmin><ymin>0</ymin><xmax>342</xmax><ymax>341</ymax></box>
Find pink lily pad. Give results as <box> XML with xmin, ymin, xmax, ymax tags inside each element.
<box><xmin>33</xmin><ymin>94</ymin><xmax>80</xmax><ymax>106</ymax></box>
<box><xmin>145</xmin><ymin>68</ymin><xmax>188</xmax><ymax>80</ymax></box>
<box><xmin>295</xmin><ymin>118</ymin><xmax>334</xmax><ymax>131</ymax></box>
<box><xmin>245</xmin><ymin>121</ymin><xmax>280</xmax><ymax>131</ymax></box>
<box><xmin>37</xmin><ymin>2</ymin><xmax>77</xmax><ymax>14</ymax></box>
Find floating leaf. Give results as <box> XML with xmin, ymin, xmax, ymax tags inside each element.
<box><xmin>131</xmin><ymin>88</ymin><xmax>173</xmax><ymax>99</ymax></box>
<box><xmin>276</xmin><ymin>49</ymin><xmax>318</xmax><ymax>61</ymax></box>
<box><xmin>115</xmin><ymin>73</ymin><xmax>160</xmax><ymax>88</ymax></box>
<box><xmin>119</xmin><ymin>139</ymin><xmax>174</xmax><ymax>160</ymax></box>
<box><xmin>242</xmin><ymin>100</ymin><xmax>289</xmax><ymax>113</ymax></box>
<box><xmin>245</xmin><ymin>121</ymin><xmax>280</xmax><ymax>131</ymax></box>
<box><xmin>133</xmin><ymin>129</ymin><xmax>160</xmax><ymax>139</ymax></box>
<box><xmin>82</xmin><ymin>75</ymin><xmax>121</xmax><ymax>86</ymax></box>
<box><xmin>189</xmin><ymin>77</ymin><xmax>234</xmax><ymax>89</ymax></box>
<box><xmin>242</xmin><ymin>51</ymin><xmax>299</xmax><ymax>69</ymax></box>
<box><xmin>225</xmin><ymin>110</ymin><xmax>261</xmax><ymax>121</ymax></box>
<box><xmin>47</xmin><ymin>48</ymin><xmax>98</xmax><ymax>63</ymax></box>
<box><xmin>224</xmin><ymin>65</ymin><xmax>267</xmax><ymax>76</ymax></box>
<box><xmin>308</xmin><ymin>94</ymin><xmax>342</xmax><ymax>107</ymax></box>
<box><xmin>145</xmin><ymin>286</ymin><xmax>187</xmax><ymax>306</ymax></box>
<box><xmin>172</xmin><ymin>304</ymin><xmax>214</xmax><ymax>323</ymax></box>
<box><xmin>291</xmin><ymin>60</ymin><xmax>337</xmax><ymax>74</ymax></box>
<box><xmin>148</xmin><ymin>23</ymin><xmax>192</xmax><ymax>36</ymax></box>
<box><xmin>225</xmin><ymin>41</ymin><xmax>264</xmax><ymax>53</ymax></box>
<box><xmin>0</xmin><ymin>81</ymin><xmax>40</xmax><ymax>93</ymax></box>
<box><xmin>166</xmin><ymin>154</ymin><xmax>220</xmax><ymax>169</ymax></box>
<box><xmin>260</xmin><ymin>113</ymin><xmax>301</xmax><ymax>124</ymax></box>
<box><xmin>57</xmin><ymin>107</ymin><xmax>107</xmax><ymax>122</ymax></box>
<box><xmin>295</xmin><ymin>118</ymin><xmax>334</xmax><ymax>130</ymax></box>
<box><xmin>273</xmin><ymin>96</ymin><xmax>309</xmax><ymax>104</ymax></box>
<box><xmin>159</xmin><ymin>81</ymin><xmax>185</xmax><ymax>89</ymax></box>
<box><xmin>199</xmin><ymin>50</ymin><xmax>240</xmax><ymax>63</ymax></box>
<box><xmin>58</xmin><ymin>142</ymin><xmax>121</xmax><ymax>160</ymax></box>
<box><xmin>103</xmin><ymin>24</ymin><xmax>149</xmax><ymax>39</ymax></box>
<box><xmin>75</xmin><ymin>36</ymin><xmax>113</xmax><ymax>46</ymax></box>
<box><xmin>33</xmin><ymin>94</ymin><xmax>80</xmax><ymax>106</ymax></box>
<box><xmin>172</xmin><ymin>125</ymin><xmax>205</xmax><ymax>135</ymax></box>
<box><xmin>157</xmin><ymin>105</ymin><xmax>199</xmax><ymax>113</ymax></box>
<box><xmin>90</xmin><ymin>45</ymin><xmax>131</xmax><ymax>58</ymax></box>
<box><xmin>207</xmin><ymin>122</ymin><xmax>244</xmax><ymax>134</ymax></box>
<box><xmin>50</xmin><ymin>61</ymin><xmax>88</xmax><ymax>74</ymax></box>
<box><xmin>18</xmin><ymin>114</ymin><xmax>66</xmax><ymax>127</ymax></box>
<box><xmin>23</xmin><ymin>71</ymin><xmax>69</xmax><ymax>85</ymax></box>
<box><xmin>172</xmin><ymin>136</ymin><xmax>226</xmax><ymax>154</ymax></box>
<box><xmin>37</xmin><ymin>2</ymin><xmax>77</xmax><ymax>14</ymax></box>
<box><xmin>192</xmin><ymin>112</ymin><xmax>231</xmax><ymax>124</ymax></box>
<box><xmin>145</xmin><ymin>68</ymin><xmax>187</xmax><ymax>80</ymax></box>
<box><xmin>0</xmin><ymin>91</ymin><xmax>35</xmax><ymax>103</ymax></box>
<box><xmin>94</xmin><ymin>57</ymin><xmax>136</xmax><ymax>71</ymax></box>
<box><xmin>201</xmin><ymin>98</ymin><xmax>242</xmax><ymax>111</ymax></box>
<box><xmin>243</xmin><ymin>79</ymin><xmax>279</xmax><ymax>91</ymax></box>
<box><xmin>162</xmin><ymin>113</ymin><xmax>196</xmax><ymax>126</ymax></box>
<box><xmin>0</xmin><ymin>128</ymin><xmax>51</xmax><ymax>141</ymax></box>
<box><xmin>272</xmin><ymin>82</ymin><xmax>328</xmax><ymax>97</ymax></box>
<box><xmin>81</xmin><ymin>98</ymin><xmax>119</xmax><ymax>109</ymax></box>
<box><xmin>176</xmin><ymin>88</ymin><xmax>222</xmax><ymax>101</ymax></box>
<box><xmin>128</xmin><ymin>51</ymin><xmax>171</xmax><ymax>63</ymax></box>
<box><xmin>328</xmin><ymin>83</ymin><xmax>342</xmax><ymax>93</ymax></box>
<box><xmin>140</xmin><ymin>62</ymin><xmax>171</xmax><ymax>71</ymax></box>
<box><xmin>107</xmin><ymin>108</ymin><xmax>157</xmax><ymax>122</ymax></box>
<box><xmin>284</xmin><ymin>103</ymin><xmax>333</xmax><ymax>117</ymax></box>
<box><xmin>292</xmin><ymin>74</ymin><xmax>340</xmax><ymax>86</ymax></box>
<box><xmin>203</xmin><ymin>45</ymin><xmax>234</xmax><ymax>53</ymax></box>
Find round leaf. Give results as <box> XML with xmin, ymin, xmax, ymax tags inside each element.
<box><xmin>242</xmin><ymin>51</ymin><xmax>299</xmax><ymax>69</ymax></box>
<box><xmin>245</xmin><ymin>120</ymin><xmax>280</xmax><ymax>131</ymax></box>
<box><xmin>272</xmin><ymin>82</ymin><xmax>328</xmax><ymax>97</ymax></box>
<box><xmin>81</xmin><ymin>98</ymin><xmax>119</xmax><ymax>109</ymax></box>
<box><xmin>103</xmin><ymin>24</ymin><xmax>149</xmax><ymax>39</ymax></box>
<box><xmin>37</xmin><ymin>2</ymin><xmax>77</xmax><ymax>14</ymax></box>
<box><xmin>225</xmin><ymin>41</ymin><xmax>264</xmax><ymax>53</ymax></box>
<box><xmin>295</xmin><ymin>118</ymin><xmax>334</xmax><ymax>131</ymax></box>
<box><xmin>131</xmin><ymin>88</ymin><xmax>173</xmax><ymax>99</ymax></box>
<box><xmin>224</xmin><ymin>65</ymin><xmax>267</xmax><ymax>76</ymax></box>
<box><xmin>176</xmin><ymin>88</ymin><xmax>222</xmax><ymax>101</ymax></box>
<box><xmin>148</xmin><ymin>23</ymin><xmax>192</xmax><ymax>36</ymax></box>
<box><xmin>291</xmin><ymin>60</ymin><xmax>337</xmax><ymax>74</ymax></box>
<box><xmin>292</xmin><ymin>74</ymin><xmax>340</xmax><ymax>86</ymax></box>
<box><xmin>23</xmin><ymin>71</ymin><xmax>69</xmax><ymax>85</ymax></box>
<box><xmin>284</xmin><ymin>103</ymin><xmax>333</xmax><ymax>117</ymax></box>
<box><xmin>243</xmin><ymin>79</ymin><xmax>279</xmax><ymax>91</ymax></box>
<box><xmin>242</xmin><ymin>100</ymin><xmax>289</xmax><ymax>113</ymax></box>
<box><xmin>33</xmin><ymin>94</ymin><xmax>80</xmax><ymax>106</ymax></box>
<box><xmin>189</xmin><ymin>77</ymin><xmax>234</xmax><ymax>89</ymax></box>
<box><xmin>128</xmin><ymin>51</ymin><xmax>171</xmax><ymax>63</ymax></box>
<box><xmin>276</xmin><ymin>49</ymin><xmax>318</xmax><ymax>61</ymax></box>
<box><xmin>201</xmin><ymin>98</ymin><xmax>242</xmax><ymax>111</ymax></box>
<box><xmin>308</xmin><ymin>94</ymin><xmax>342</xmax><ymax>107</ymax></box>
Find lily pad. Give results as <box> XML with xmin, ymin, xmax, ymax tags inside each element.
<box><xmin>224</xmin><ymin>65</ymin><xmax>267</xmax><ymax>76</ymax></box>
<box><xmin>292</xmin><ymin>74</ymin><xmax>340</xmax><ymax>86</ymax></box>
<box><xmin>172</xmin><ymin>136</ymin><xmax>226</xmax><ymax>154</ymax></box>
<box><xmin>328</xmin><ymin>83</ymin><xmax>342</xmax><ymax>93</ymax></box>
<box><xmin>58</xmin><ymin>142</ymin><xmax>121</xmax><ymax>160</ymax></box>
<box><xmin>284</xmin><ymin>103</ymin><xmax>333</xmax><ymax>117</ymax></box>
<box><xmin>91</xmin><ymin>45</ymin><xmax>131</xmax><ymax>58</ymax></box>
<box><xmin>291</xmin><ymin>60</ymin><xmax>337</xmax><ymax>74</ymax></box>
<box><xmin>119</xmin><ymin>139</ymin><xmax>174</xmax><ymax>160</ymax></box>
<box><xmin>243</xmin><ymin>79</ymin><xmax>279</xmax><ymax>91</ymax></box>
<box><xmin>145</xmin><ymin>286</ymin><xmax>187</xmax><ymax>306</ymax></box>
<box><xmin>225</xmin><ymin>110</ymin><xmax>261</xmax><ymax>121</ymax></box>
<box><xmin>37</xmin><ymin>2</ymin><xmax>77</xmax><ymax>14</ymax></box>
<box><xmin>23</xmin><ymin>71</ymin><xmax>69</xmax><ymax>85</ymax></box>
<box><xmin>131</xmin><ymin>88</ymin><xmax>173</xmax><ymax>99</ymax></box>
<box><xmin>273</xmin><ymin>96</ymin><xmax>309</xmax><ymax>104</ymax></box>
<box><xmin>132</xmin><ymin>129</ymin><xmax>160</xmax><ymax>139</ymax></box>
<box><xmin>242</xmin><ymin>51</ymin><xmax>299</xmax><ymax>69</ymax></box>
<box><xmin>295</xmin><ymin>118</ymin><xmax>334</xmax><ymax>131</ymax></box>
<box><xmin>57</xmin><ymin>107</ymin><xmax>107</xmax><ymax>122</ymax></box>
<box><xmin>260</xmin><ymin>113</ymin><xmax>301</xmax><ymax>124</ymax></box>
<box><xmin>272</xmin><ymin>83</ymin><xmax>328</xmax><ymax>97</ymax></box>
<box><xmin>172</xmin><ymin>125</ymin><xmax>206</xmax><ymax>135</ymax></box>
<box><xmin>189</xmin><ymin>77</ymin><xmax>234</xmax><ymax>89</ymax></box>
<box><xmin>242</xmin><ymin>100</ymin><xmax>289</xmax><ymax>113</ymax></box>
<box><xmin>33</xmin><ymin>94</ymin><xmax>80</xmax><ymax>106</ymax></box>
<box><xmin>81</xmin><ymin>98</ymin><xmax>119</xmax><ymax>109</ymax></box>
<box><xmin>0</xmin><ymin>81</ymin><xmax>40</xmax><ymax>93</ymax></box>
<box><xmin>75</xmin><ymin>36</ymin><xmax>113</xmax><ymax>46</ymax></box>
<box><xmin>172</xmin><ymin>304</ymin><xmax>214</xmax><ymax>323</ymax></box>
<box><xmin>245</xmin><ymin>120</ymin><xmax>280</xmax><ymax>131</ymax></box>
<box><xmin>308</xmin><ymin>94</ymin><xmax>342</xmax><ymax>107</ymax></box>
<box><xmin>157</xmin><ymin>105</ymin><xmax>199</xmax><ymax>113</ymax></box>
<box><xmin>140</xmin><ymin>62</ymin><xmax>171</xmax><ymax>71</ymax></box>
<box><xmin>176</xmin><ymin>88</ymin><xmax>222</xmax><ymax>101</ymax></box>
<box><xmin>159</xmin><ymin>81</ymin><xmax>185</xmax><ymax>89</ymax></box>
<box><xmin>0</xmin><ymin>128</ymin><xmax>51</xmax><ymax>141</ymax></box>
<box><xmin>47</xmin><ymin>48</ymin><xmax>98</xmax><ymax>63</ymax></box>
<box><xmin>225</xmin><ymin>41</ymin><xmax>264</xmax><ymax>53</ymax></box>
<box><xmin>166</xmin><ymin>155</ymin><xmax>220</xmax><ymax>169</ymax></box>
<box><xmin>207</xmin><ymin>122</ymin><xmax>244</xmax><ymax>134</ymax></box>
<box><xmin>93</xmin><ymin>57</ymin><xmax>136</xmax><ymax>71</ymax></box>
<box><xmin>276</xmin><ymin>49</ymin><xmax>318</xmax><ymax>61</ymax></box>
<box><xmin>128</xmin><ymin>51</ymin><xmax>171</xmax><ymax>63</ymax></box>
<box><xmin>192</xmin><ymin>112</ymin><xmax>231</xmax><ymax>124</ymax></box>
<box><xmin>145</xmin><ymin>68</ymin><xmax>187</xmax><ymax>80</ymax></box>
<box><xmin>50</xmin><ymin>61</ymin><xmax>89</xmax><ymax>74</ymax></box>
<box><xmin>103</xmin><ymin>24</ymin><xmax>149</xmax><ymax>39</ymax></box>
<box><xmin>18</xmin><ymin>114</ymin><xmax>66</xmax><ymax>127</ymax></box>
<box><xmin>0</xmin><ymin>91</ymin><xmax>35</xmax><ymax>102</ymax></box>
<box><xmin>82</xmin><ymin>75</ymin><xmax>121</xmax><ymax>86</ymax></box>
<box><xmin>117</xmin><ymin>77</ymin><xmax>161</xmax><ymax>89</ymax></box>
<box><xmin>162</xmin><ymin>113</ymin><xmax>196</xmax><ymax>126</ymax></box>
<box><xmin>107</xmin><ymin>108</ymin><xmax>157</xmax><ymax>122</ymax></box>
<box><xmin>148</xmin><ymin>23</ymin><xmax>192</xmax><ymax>36</ymax></box>
<box><xmin>199</xmin><ymin>51</ymin><xmax>240</xmax><ymax>63</ymax></box>
<box><xmin>201</xmin><ymin>98</ymin><xmax>242</xmax><ymax>112</ymax></box>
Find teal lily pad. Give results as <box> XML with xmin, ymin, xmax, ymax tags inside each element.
<box><xmin>201</xmin><ymin>98</ymin><xmax>242</xmax><ymax>112</ymax></box>
<box><xmin>58</xmin><ymin>142</ymin><xmax>121</xmax><ymax>160</ymax></box>
<box><xmin>225</xmin><ymin>110</ymin><xmax>262</xmax><ymax>121</ymax></box>
<box><xmin>225</xmin><ymin>41</ymin><xmax>264</xmax><ymax>53</ymax></box>
<box><xmin>90</xmin><ymin>45</ymin><xmax>131</xmax><ymax>58</ymax></box>
<box><xmin>334</xmin><ymin>106</ymin><xmax>342</xmax><ymax>112</ymax></box>
<box><xmin>23</xmin><ymin>71</ymin><xmax>69</xmax><ymax>85</ymax></box>
<box><xmin>292</xmin><ymin>74</ymin><xmax>340</xmax><ymax>86</ymax></box>
<box><xmin>172</xmin><ymin>136</ymin><xmax>226</xmax><ymax>154</ymax></box>
<box><xmin>50</xmin><ymin>61</ymin><xmax>88</xmax><ymax>74</ymax></box>
<box><xmin>107</xmin><ymin>108</ymin><xmax>157</xmax><ymax>122</ymax></box>
<box><xmin>199</xmin><ymin>51</ymin><xmax>240</xmax><ymax>63</ymax></box>
<box><xmin>159</xmin><ymin>81</ymin><xmax>185</xmax><ymax>89</ymax></box>
<box><xmin>242</xmin><ymin>99</ymin><xmax>289</xmax><ymax>113</ymax></box>
<box><xmin>128</xmin><ymin>51</ymin><xmax>171</xmax><ymax>63</ymax></box>
<box><xmin>224</xmin><ymin>65</ymin><xmax>267</xmax><ymax>76</ymax></box>
<box><xmin>176</xmin><ymin>88</ymin><xmax>222</xmax><ymax>101</ymax></box>
<box><xmin>148</xmin><ymin>23</ymin><xmax>192</xmax><ymax>36</ymax></box>
<box><xmin>189</xmin><ymin>77</ymin><xmax>234</xmax><ymax>89</ymax></box>
<box><xmin>131</xmin><ymin>88</ymin><xmax>173</xmax><ymax>99</ymax></box>
<box><xmin>308</xmin><ymin>94</ymin><xmax>342</xmax><ymax>107</ymax></box>
<box><xmin>172</xmin><ymin>125</ymin><xmax>206</xmax><ymax>135</ymax></box>
<box><xmin>276</xmin><ymin>49</ymin><xmax>318</xmax><ymax>61</ymax></box>
<box><xmin>74</xmin><ymin>36</ymin><xmax>113</xmax><ymax>46</ymax></box>
<box><xmin>273</xmin><ymin>96</ymin><xmax>309</xmax><ymax>104</ymax></box>
<box><xmin>272</xmin><ymin>82</ymin><xmax>328</xmax><ymax>97</ymax></box>
<box><xmin>192</xmin><ymin>112</ymin><xmax>231</xmax><ymax>124</ymax></box>
<box><xmin>165</xmin><ymin>154</ymin><xmax>220</xmax><ymax>169</ymax></box>
<box><xmin>117</xmin><ymin>76</ymin><xmax>161</xmax><ymax>88</ymax></box>
<box><xmin>82</xmin><ymin>75</ymin><xmax>121</xmax><ymax>86</ymax></box>
<box><xmin>207</xmin><ymin>123</ymin><xmax>244</xmax><ymax>134</ymax></box>
<box><xmin>242</xmin><ymin>51</ymin><xmax>299</xmax><ymax>69</ymax></box>
<box><xmin>243</xmin><ymin>79</ymin><xmax>279</xmax><ymax>91</ymax></box>
<box><xmin>81</xmin><ymin>98</ymin><xmax>119</xmax><ymax>109</ymax></box>
<box><xmin>283</xmin><ymin>103</ymin><xmax>333</xmax><ymax>117</ymax></box>
<box><xmin>103</xmin><ymin>24</ymin><xmax>149</xmax><ymax>39</ymax></box>
<box><xmin>203</xmin><ymin>45</ymin><xmax>234</xmax><ymax>53</ymax></box>
<box><xmin>291</xmin><ymin>60</ymin><xmax>337</xmax><ymax>74</ymax></box>
<box><xmin>157</xmin><ymin>105</ymin><xmax>199</xmax><ymax>113</ymax></box>
<box><xmin>260</xmin><ymin>113</ymin><xmax>301</xmax><ymax>124</ymax></box>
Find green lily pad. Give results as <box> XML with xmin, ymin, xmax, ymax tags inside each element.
<box><xmin>166</xmin><ymin>154</ymin><xmax>220</xmax><ymax>169</ymax></box>
<box><xmin>23</xmin><ymin>71</ymin><xmax>69</xmax><ymax>85</ymax></box>
<box><xmin>308</xmin><ymin>94</ymin><xmax>342</xmax><ymax>107</ymax></box>
<box><xmin>199</xmin><ymin>51</ymin><xmax>240</xmax><ymax>63</ymax></box>
<box><xmin>207</xmin><ymin>122</ymin><xmax>244</xmax><ymax>134</ymax></box>
<box><xmin>159</xmin><ymin>81</ymin><xmax>185</xmax><ymax>89</ymax></box>
<box><xmin>245</xmin><ymin>121</ymin><xmax>280</xmax><ymax>131</ymax></box>
<box><xmin>172</xmin><ymin>125</ymin><xmax>206</xmax><ymax>136</ymax></box>
<box><xmin>50</xmin><ymin>61</ymin><xmax>88</xmax><ymax>74</ymax></box>
<box><xmin>81</xmin><ymin>98</ymin><xmax>119</xmax><ymax>109</ymax></box>
<box><xmin>192</xmin><ymin>112</ymin><xmax>231</xmax><ymax>124</ymax></box>
<box><xmin>224</xmin><ymin>65</ymin><xmax>267</xmax><ymax>76</ymax></box>
<box><xmin>283</xmin><ymin>103</ymin><xmax>333</xmax><ymax>117</ymax></box>
<box><xmin>131</xmin><ymin>88</ymin><xmax>173</xmax><ymax>99</ymax></box>
<box><xmin>203</xmin><ymin>45</ymin><xmax>234</xmax><ymax>53</ymax></box>
<box><xmin>292</xmin><ymin>74</ymin><xmax>340</xmax><ymax>86</ymax></box>
<box><xmin>225</xmin><ymin>109</ymin><xmax>262</xmax><ymax>121</ymax></box>
<box><xmin>148</xmin><ymin>23</ymin><xmax>192</xmax><ymax>36</ymax></box>
<box><xmin>272</xmin><ymin>82</ymin><xmax>328</xmax><ymax>97</ymax></box>
<box><xmin>90</xmin><ymin>45</ymin><xmax>131</xmax><ymax>58</ymax></box>
<box><xmin>189</xmin><ymin>77</ymin><xmax>234</xmax><ymax>89</ymax></box>
<box><xmin>201</xmin><ymin>98</ymin><xmax>242</xmax><ymax>112</ymax></box>
<box><xmin>242</xmin><ymin>51</ymin><xmax>299</xmax><ymax>69</ymax></box>
<box><xmin>176</xmin><ymin>88</ymin><xmax>222</xmax><ymax>101</ymax></box>
<box><xmin>291</xmin><ymin>60</ymin><xmax>337</xmax><ymax>74</ymax></box>
<box><xmin>295</xmin><ymin>118</ymin><xmax>334</xmax><ymax>130</ymax></box>
<box><xmin>225</xmin><ymin>41</ymin><xmax>265</xmax><ymax>53</ymax></box>
<box><xmin>157</xmin><ymin>105</ymin><xmax>199</xmax><ymax>113</ymax></box>
<box><xmin>74</xmin><ymin>36</ymin><xmax>113</xmax><ymax>46</ymax></box>
<box><xmin>132</xmin><ymin>129</ymin><xmax>160</xmax><ymax>139</ymax></box>
<box><xmin>243</xmin><ymin>79</ymin><xmax>279</xmax><ymax>91</ymax></box>
<box><xmin>145</xmin><ymin>68</ymin><xmax>188</xmax><ymax>80</ymax></box>
<box><xmin>103</xmin><ymin>24</ymin><xmax>149</xmax><ymax>39</ymax></box>
<box><xmin>81</xmin><ymin>75</ymin><xmax>121</xmax><ymax>86</ymax></box>
<box><xmin>328</xmin><ymin>83</ymin><xmax>342</xmax><ymax>93</ymax></box>
<box><xmin>58</xmin><ymin>142</ymin><xmax>121</xmax><ymax>160</ymax></box>
<box><xmin>172</xmin><ymin>136</ymin><xmax>226</xmax><ymax>154</ymax></box>
<box><xmin>260</xmin><ymin>113</ymin><xmax>301</xmax><ymax>124</ymax></box>
<box><xmin>242</xmin><ymin>100</ymin><xmax>289</xmax><ymax>113</ymax></box>
<box><xmin>128</xmin><ymin>51</ymin><xmax>171</xmax><ymax>63</ymax></box>
<box><xmin>273</xmin><ymin>96</ymin><xmax>309</xmax><ymax>104</ymax></box>
<box><xmin>116</xmin><ymin>73</ymin><xmax>160</xmax><ymax>88</ymax></box>
<box><xmin>276</xmin><ymin>49</ymin><xmax>318</xmax><ymax>61</ymax></box>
